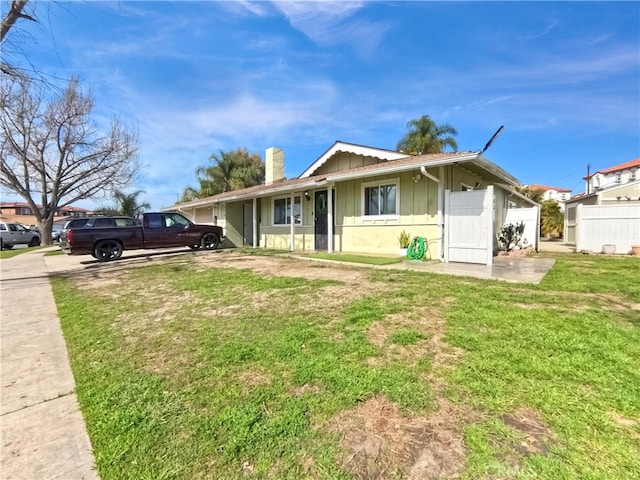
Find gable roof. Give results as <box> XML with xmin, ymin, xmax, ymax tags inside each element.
<box><xmin>584</xmin><ymin>158</ymin><xmax>640</xmax><ymax>179</ymax></box>
<box><xmin>172</xmin><ymin>150</ymin><xmax>519</xmax><ymax>208</ymax></box>
<box><xmin>527</xmin><ymin>184</ymin><xmax>572</xmax><ymax>193</ymax></box>
<box><xmin>298</xmin><ymin>141</ymin><xmax>409</xmax><ymax>178</ymax></box>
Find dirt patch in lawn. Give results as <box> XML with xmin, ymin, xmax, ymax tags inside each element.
<box><xmin>366</xmin><ymin>304</ymin><xmax>464</xmax><ymax>396</ymax></box>
<box><xmin>501</xmin><ymin>407</ymin><xmax>555</xmax><ymax>457</ymax></box>
<box><xmin>328</xmin><ymin>395</ymin><xmax>468</xmax><ymax>480</ymax></box>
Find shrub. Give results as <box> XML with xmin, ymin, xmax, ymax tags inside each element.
<box><xmin>498</xmin><ymin>222</ymin><xmax>525</xmax><ymax>251</ymax></box>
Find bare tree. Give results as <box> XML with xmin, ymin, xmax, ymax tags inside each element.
<box><xmin>1</xmin><ymin>0</ymin><xmax>35</xmax><ymax>43</ymax></box>
<box><xmin>0</xmin><ymin>74</ymin><xmax>141</xmax><ymax>244</ymax></box>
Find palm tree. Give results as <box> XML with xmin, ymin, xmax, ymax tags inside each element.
<box><xmin>396</xmin><ymin>115</ymin><xmax>458</xmax><ymax>154</ymax></box>
<box><xmin>541</xmin><ymin>200</ymin><xmax>564</xmax><ymax>238</ymax></box>
<box><xmin>112</xmin><ymin>190</ymin><xmax>151</xmax><ymax>217</ymax></box>
<box><xmin>185</xmin><ymin>148</ymin><xmax>264</xmax><ymax>199</ymax></box>
<box><xmin>515</xmin><ymin>186</ymin><xmax>546</xmax><ymax>204</ymax></box>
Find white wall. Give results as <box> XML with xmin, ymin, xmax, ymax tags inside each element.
<box><xmin>575</xmin><ymin>204</ymin><xmax>640</xmax><ymax>254</ymax></box>
<box><xmin>504</xmin><ymin>207</ymin><xmax>540</xmax><ymax>251</ymax></box>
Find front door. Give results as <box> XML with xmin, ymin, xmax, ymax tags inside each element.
<box><xmin>314</xmin><ymin>190</ymin><xmax>329</xmax><ymax>251</ymax></box>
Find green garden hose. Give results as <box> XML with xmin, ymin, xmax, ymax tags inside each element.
<box><xmin>407</xmin><ymin>237</ymin><xmax>426</xmax><ymax>260</ymax></box>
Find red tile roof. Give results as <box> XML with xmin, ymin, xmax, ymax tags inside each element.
<box><xmin>527</xmin><ymin>184</ymin><xmax>572</xmax><ymax>193</ymax></box>
<box><xmin>585</xmin><ymin>158</ymin><xmax>640</xmax><ymax>178</ymax></box>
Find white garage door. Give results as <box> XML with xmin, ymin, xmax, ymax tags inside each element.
<box><xmin>445</xmin><ymin>186</ymin><xmax>494</xmax><ymax>265</ymax></box>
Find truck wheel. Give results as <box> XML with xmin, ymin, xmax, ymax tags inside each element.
<box><xmin>94</xmin><ymin>240</ymin><xmax>123</xmax><ymax>262</ymax></box>
<box><xmin>200</xmin><ymin>233</ymin><xmax>220</xmax><ymax>250</ymax></box>
<box><xmin>28</xmin><ymin>237</ymin><xmax>41</xmax><ymax>247</ymax></box>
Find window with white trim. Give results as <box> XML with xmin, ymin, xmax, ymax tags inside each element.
<box><xmin>362</xmin><ymin>179</ymin><xmax>398</xmax><ymax>218</ymax></box>
<box><xmin>273</xmin><ymin>196</ymin><xmax>301</xmax><ymax>225</ymax></box>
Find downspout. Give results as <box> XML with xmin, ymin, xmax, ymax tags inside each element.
<box><xmin>420</xmin><ymin>165</ymin><xmax>445</xmax><ymax>262</ymax></box>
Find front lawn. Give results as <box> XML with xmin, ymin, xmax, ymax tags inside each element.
<box><xmin>51</xmin><ymin>253</ymin><xmax>640</xmax><ymax>479</ymax></box>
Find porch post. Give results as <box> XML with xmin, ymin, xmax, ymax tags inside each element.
<box><xmin>438</xmin><ymin>166</ymin><xmax>445</xmax><ymax>261</ymax></box>
<box><xmin>328</xmin><ymin>186</ymin><xmax>333</xmax><ymax>253</ymax></box>
<box><xmin>290</xmin><ymin>192</ymin><xmax>295</xmax><ymax>251</ymax></box>
<box><xmin>252</xmin><ymin>197</ymin><xmax>258</xmax><ymax>248</ymax></box>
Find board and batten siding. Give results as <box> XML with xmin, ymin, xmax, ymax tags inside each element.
<box><xmin>334</xmin><ymin>172</ymin><xmax>439</xmax><ymax>256</ymax></box>
<box><xmin>575</xmin><ymin>204</ymin><xmax>640</xmax><ymax>254</ymax></box>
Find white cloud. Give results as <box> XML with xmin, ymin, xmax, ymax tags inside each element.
<box><xmin>272</xmin><ymin>1</ymin><xmax>390</xmax><ymax>56</ymax></box>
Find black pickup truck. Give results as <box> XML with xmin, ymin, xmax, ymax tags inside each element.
<box><xmin>60</xmin><ymin>212</ymin><xmax>224</xmax><ymax>261</ymax></box>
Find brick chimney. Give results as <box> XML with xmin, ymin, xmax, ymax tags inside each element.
<box><xmin>265</xmin><ymin>147</ymin><xmax>284</xmax><ymax>185</ymax></box>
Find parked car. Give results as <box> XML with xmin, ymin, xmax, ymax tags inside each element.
<box><xmin>59</xmin><ymin>212</ymin><xmax>224</xmax><ymax>261</ymax></box>
<box><xmin>0</xmin><ymin>221</ymin><xmax>41</xmax><ymax>249</ymax></box>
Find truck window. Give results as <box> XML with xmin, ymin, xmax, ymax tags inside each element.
<box><xmin>115</xmin><ymin>218</ymin><xmax>135</xmax><ymax>227</ymax></box>
<box><xmin>0</xmin><ymin>224</ymin><xmax>5</xmax><ymax>231</ymax></box>
<box><xmin>8</xmin><ymin>224</ymin><xmax>17</xmax><ymax>232</ymax></box>
<box><xmin>94</xmin><ymin>218</ymin><xmax>115</xmax><ymax>227</ymax></box>
<box><xmin>147</xmin><ymin>213</ymin><xmax>163</xmax><ymax>228</ymax></box>
<box><xmin>164</xmin><ymin>213</ymin><xmax>190</xmax><ymax>227</ymax></box>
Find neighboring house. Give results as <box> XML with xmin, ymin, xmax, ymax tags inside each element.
<box><xmin>525</xmin><ymin>184</ymin><xmax>572</xmax><ymax>211</ymax></box>
<box><xmin>584</xmin><ymin>158</ymin><xmax>640</xmax><ymax>194</ymax></box>
<box><xmin>564</xmin><ymin>158</ymin><xmax>640</xmax><ymax>252</ymax></box>
<box><xmin>0</xmin><ymin>202</ymin><xmax>91</xmax><ymax>227</ymax></box>
<box><xmin>168</xmin><ymin>141</ymin><xmax>537</xmax><ymax>265</ymax></box>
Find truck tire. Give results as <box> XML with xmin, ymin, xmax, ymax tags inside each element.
<box><xmin>93</xmin><ymin>240</ymin><xmax>123</xmax><ymax>262</ymax></box>
<box><xmin>28</xmin><ymin>237</ymin><xmax>41</xmax><ymax>247</ymax></box>
<box><xmin>200</xmin><ymin>233</ymin><xmax>220</xmax><ymax>250</ymax></box>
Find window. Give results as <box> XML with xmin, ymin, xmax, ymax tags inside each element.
<box><xmin>94</xmin><ymin>218</ymin><xmax>115</xmax><ymax>227</ymax></box>
<box><xmin>362</xmin><ymin>180</ymin><xmax>398</xmax><ymax>218</ymax></box>
<box><xmin>17</xmin><ymin>207</ymin><xmax>31</xmax><ymax>215</ymax></box>
<box><xmin>631</xmin><ymin>170</ymin><xmax>637</xmax><ymax>181</ymax></box>
<box><xmin>273</xmin><ymin>196</ymin><xmax>301</xmax><ymax>225</ymax></box>
<box><xmin>461</xmin><ymin>183</ymin><xmax>474</xmax><ymax>191</ymax></box>
<box><xmin>163</xmin><ymin>213</ymin><xmax>191</xmax><ymax>228</ymax></box>
<box><xmin>115</xmin><ymin>217</ymin><xmax>136</xmax><ymax>227</ymax></box>
<box><xmin>615</xmin><ymin>172</ymin><xmax>622</xmax><ymax>183</ymax></box>
<box><xmin>146</xmin><ymin>213</ymin><xmax>163</xmax><ymax>228</ymax></box>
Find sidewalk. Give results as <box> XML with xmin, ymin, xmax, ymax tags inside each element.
<box><xmin>1</xmin><ymin>248</ymin><xmax>98</xmax><ymax>480</ymax></box>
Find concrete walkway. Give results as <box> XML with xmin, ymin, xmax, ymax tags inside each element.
<box><xmin>1</xmin><ymin>248</ymin><xmax>98</xmax><ymax>480</ymax></box>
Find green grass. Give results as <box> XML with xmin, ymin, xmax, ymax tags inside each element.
<box><xmin>51</xmin><ymin>253</ymin><xmax>640</xmax><ymax>479</ymax></box>
<box><xmin>0</xmin><ymin>245</ymin><xmax>48</xmax><ymax>259</ymax></box>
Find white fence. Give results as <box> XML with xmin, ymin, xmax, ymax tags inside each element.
<box><xmin>575</xmin><ymin>204</ymin><xmax>640</xmax><ymax>254</ymax></box>
<box><xmin>504</xmin><ymin>206</ymin><xmax>540</xmax><ymax>251</ymax></box>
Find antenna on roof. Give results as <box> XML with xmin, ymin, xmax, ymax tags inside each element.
<box><xmin>480</xmin><ymin>125</ymin><xmax>504</xmax><ymax>154</ymax></box>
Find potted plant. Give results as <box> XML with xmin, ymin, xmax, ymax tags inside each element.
<box><xmin>398</xmin><ymin>230</ymin><xmax>411</xmax><ymax>257</ymax></box>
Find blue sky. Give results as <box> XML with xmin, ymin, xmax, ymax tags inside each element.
<box><xmin>4</xmin><ymin>1</ymin><xmax>639</xmax><ymax>210</ymax></box>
